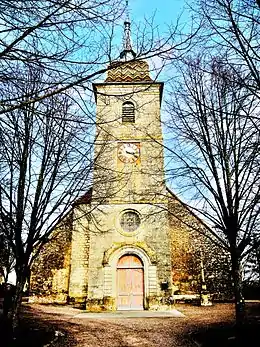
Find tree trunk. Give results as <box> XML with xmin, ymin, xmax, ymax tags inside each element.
<box><xmin>3</xmin><ymin>271</ymin><xmax>9</xmax><ymax>284</ymax></box>
<box><xmin>11</xmin><ymin>266</ymin><xmax>27</xmax><ymax>336</ymax></box>
<box><xmin>230</xmin><ymin>251</ymin><xmax>245</xmax><ymax>326</ymax></box>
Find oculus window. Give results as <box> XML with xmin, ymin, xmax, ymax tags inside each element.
<box><xmin>120</xmin><ymin>210</ymin><xmax>141</xmax><ymax>232</ymax></box>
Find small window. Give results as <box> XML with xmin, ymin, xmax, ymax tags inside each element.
<box><xmin>122</xmin><ymin>102</ymin><xmax>135</xmax><ymax>123</ymax></box>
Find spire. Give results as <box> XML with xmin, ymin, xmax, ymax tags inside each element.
<box><xmin>124</xmin><ymin>21</ymin><xmax>132</xmax><ymax>52</ymax></box>
<box><xmin>120</xmin><ymin>1</ymin><xmax>136</xmax><ymax>61</ymax></box>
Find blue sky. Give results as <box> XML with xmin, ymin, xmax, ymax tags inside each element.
<box><xmin>130</xmin><ymin>0</ymin><xmax>187</xmax><ymax>25</ymax></box>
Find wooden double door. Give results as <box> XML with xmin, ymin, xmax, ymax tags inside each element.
<box><xmin>117</xmin><ymin>255</ymin><xmax>144</xmax><ymax>310</ymax></box>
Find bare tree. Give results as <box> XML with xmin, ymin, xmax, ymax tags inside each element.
<box><xmin>165</xmin><ymin>58</ymin><xmax>260</xmax><ymax>325</ymax></box>
<box><xmin>0</xmin><ymin>64</ymin><xmax>95</xmax><ymax>330</ymax></box>
<box><xmin>0</xmin><ymin>0</ymin><xmax>184</xmax><ymax>115</ymax></box>
<box><xmin>0</xmin><ymin>0</ymin><xmax>125</xmax><ymax>111</ymax></box>
<box><xmin>192</xmin><ymin>0</ymin><xmax>260</xmax><ymax>97</ymax></box>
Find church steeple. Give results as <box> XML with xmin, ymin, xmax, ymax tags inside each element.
<box><xmin>105</xmin><ymin>0</ymin><xmax>152</xmax><ymax>82</ymax></box>
<box><xmin>120</xmin><ymin>1</ymin><xmax>136</xmax><ymax>61</ymax></box>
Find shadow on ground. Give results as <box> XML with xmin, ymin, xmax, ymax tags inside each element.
<box><xmin>0</xmin><ymin>306</ymin><xmax>77</xmax><ymax>347</ymax></box>
<box><xmin>190</xmin><ymin>322</ymin><xmax>260</xmax><ymax>347</ymax></box>
<box><xmin>187</xmin><ymin>303</ymin><xmax>260</xmax><ymax>347</ymax></box>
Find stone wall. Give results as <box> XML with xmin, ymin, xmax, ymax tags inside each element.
<box><xmin>168</xmin><ymin>191</ymin><xmax>232</xmax><ymax>299</ymax></box>
<box><xmin>68</xmin><ymin>205</ymin><xmax>90</xmax><ymax>301</ymax></box>
<box><xmin>30</xmin><ymin>215</ymin><xmax>72</xmax><ymax>303</ymax></box>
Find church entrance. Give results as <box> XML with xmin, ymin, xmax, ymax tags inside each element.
<box><xmin>117</xmin><ymin>254</ymin><xmax>144</xmax><ymax>310</ymax></box>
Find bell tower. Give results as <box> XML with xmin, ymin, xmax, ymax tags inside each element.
<box><xmin>92</xmin><ymin>16</ymin><xmax>166</xmax><ymax>205</ymax></box>
<box><xmin>85</xmin><ymin>15</ymin><xmax>172</xmax><ymax>310</ymax></box>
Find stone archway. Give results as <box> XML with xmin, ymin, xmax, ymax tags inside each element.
<box><xmin>103</xmin><ymin>245</ymin><xmax>157</xmax><ymax>310</ymax></box>
<box><xmin>117</xmin><ymin>254</ymin><xmax>144</xmax><ymax>310</ymax></box>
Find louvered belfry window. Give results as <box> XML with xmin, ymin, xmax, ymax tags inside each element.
<box><xmin>122</xmin><ymin>102</ymin><xmax>135</xmax><ymax>123</ymax></box>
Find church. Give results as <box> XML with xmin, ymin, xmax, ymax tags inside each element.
<box><xmin>30</xmin><ymin>19</ymin><xmax>230</xmax><ymax>310</ymax></box>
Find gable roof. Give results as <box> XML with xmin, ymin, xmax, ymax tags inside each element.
<box><xmin>166</xmin><ymin>186</ymin><xmax>211</xmax><ymax>230</ymax></box>
<box><xmin>72</xmin><ymin>187</ymin><xmax>93</xmax><ymax>206</ymax></box>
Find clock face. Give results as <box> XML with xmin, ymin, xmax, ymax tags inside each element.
<box><xmin>118</xmin><ymin>143</ymin><xmax>140</xmax><ymax>163</ymax></box>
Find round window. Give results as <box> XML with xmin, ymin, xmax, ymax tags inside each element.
<box><xmin>120</xmin><ymin>210</ymin><xmax>141</xmax><ymax>232</ymax></box>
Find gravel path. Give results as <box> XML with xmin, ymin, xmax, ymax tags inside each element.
<box><xmin>20</xmin><ymin>303</ymin><xmax>237</xmax><ymax>347</ymax></box>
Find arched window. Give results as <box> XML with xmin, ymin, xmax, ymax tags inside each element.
<box><xmin>122</xmin><ymin>101</ymin><xmax>135</xmax><ymax>123</ymax></box>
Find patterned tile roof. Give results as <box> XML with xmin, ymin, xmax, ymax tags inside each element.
<box><xmin>105</xmin><ymin>60</ymin><xmax>152</xmax><ymax>82</ymax></box>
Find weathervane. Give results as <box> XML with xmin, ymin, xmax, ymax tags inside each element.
<box><xmin>126</xmin><ymin>0</ymin><xmax>130</xmax><ymax>22</ymax></box>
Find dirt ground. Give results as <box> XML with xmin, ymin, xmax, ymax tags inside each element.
<box><xmin>1</xmin><ymin>302</ymin><xmax>260</xmax><ymax>347</ymax></box>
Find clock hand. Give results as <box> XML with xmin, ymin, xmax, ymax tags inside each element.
<box><xmin>126</xmin><ymin>150</ymin><xmax>134</xmax><ymax>154</ymax></box>
<box><xmin>126</xmin><ymin>150</ymin><xmax>138</xmax><ymax>157</ymax></box>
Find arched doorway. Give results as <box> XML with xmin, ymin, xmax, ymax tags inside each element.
<box><xmin>117</xmin><ymin>254</ymin><xmax>144</xmax><ymax>310</ymax></box>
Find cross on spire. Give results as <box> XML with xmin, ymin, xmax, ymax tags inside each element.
<box><xmin>120</xmin><ymin>0</ymin><xmax>136</xmax><ymax>61</ymax></box>
<box><xmin>125</xmin><ymin>0</ymin><xmax>130</xmax><ymax>22</ymax></box>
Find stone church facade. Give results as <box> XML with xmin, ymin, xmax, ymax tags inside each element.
<box><xmin>30</xmin><ymin>21</ymin><xmax>231</xmax><ymax>310</ymax></box>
